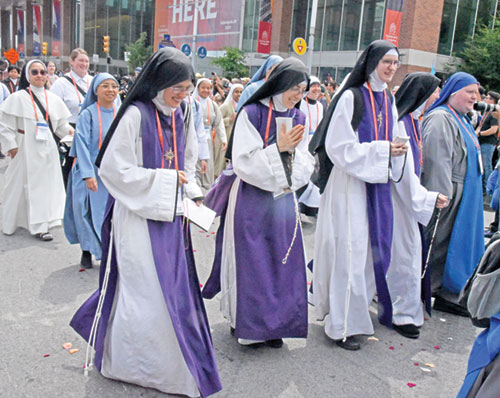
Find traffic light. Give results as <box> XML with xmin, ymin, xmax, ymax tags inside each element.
<box><xmin>42</xmin><ymin>42</ymin><xmax>48</xmax><ymax>55</ymax></box>
<box><xmin>103</xmin><ymin>36</ymin><xmax>110</xmax><ymax>53</ymax></box>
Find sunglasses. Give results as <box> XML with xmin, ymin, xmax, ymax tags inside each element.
<box><xmin>31</xmin><ymin>69</ymin><xmax>47</xmax><ymax>76</ymax></box>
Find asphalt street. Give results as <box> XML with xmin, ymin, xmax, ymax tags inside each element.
<box><xmin>0</xmin><ymin>155</ymin><xmax>490</xmax><ymax>398</ymax></box>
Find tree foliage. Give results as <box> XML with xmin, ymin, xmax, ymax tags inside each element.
<box><xmin>125</xmin><ymin>32</ymin><xmax>153</xmax><ymax>73</ymax></box>
<box><xmin>211</xmin><ymin>47</ymin><xmax>248</xmax><ymax>79</ymax></box>
<box><xmin>459</xmin><ymin>23</ymin><xmax>500</xmax><ymax>91</ymax></box>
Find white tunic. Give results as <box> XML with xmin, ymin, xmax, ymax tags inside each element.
<box><xmin>311</xmin><ymin>87</ymin><xmax>436</xmax><ymax>340</ymax></box>
<box><xmin>0</xmin><ymin>86</ymin><xmax>71</xmax><ymax>235</ymax></box>
<box><xmin>98</xmin><ymin>105</ymin><xmax>201</xmax><ymax>396</ymax></box>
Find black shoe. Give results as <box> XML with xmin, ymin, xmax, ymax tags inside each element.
<box><xmin>433</xmin><ymin>296</ymin><xmax>469</xmax><ymax>317</ymax></box>
<box><xmin>393</xmin><ymin>323</ymin><xmax>420</xmax><ymax>339</ymax></box>
<box><xmin>265</xmin><ymin>339</ymin><xmax>283</xmax><ymax>348</ymax></box>
<box><xmin>230</xmin><ymin>327</ymin><xmax>235</xmax><ymax>336</ymax></box>
<box><xmin>0</xmin><ymin>152</ymin><xmax>5</xmax><ymax>159</ymax></box>
<box><xmin>80</xmin><ymin>250</ymin><xmax>93</xmax><ymax>269</ymax></box>
<box><xmin>335</xmin><ymin>336</ymin><xmax>361</xmax><ymax>351</ymax></box>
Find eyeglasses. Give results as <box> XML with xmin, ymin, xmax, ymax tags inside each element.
<box><xmin>100</xmin><ymin>84</ymin><xmax>119</xmax><ymax>90</ymax></box>
<box><xmin>289</xmin><ymin>86</ymin><xmax>307</xmax><ymax>96</ymax></box>
<box><xmin>380</xmin><ymin>59</ymin><xmax>402</xmax><ymax>68</ymax></box>
<box><xmin>30</xmin><ymin>69</ymin><xmax>47</xmax><ymax>76</ymax></box>
<box><xmin>171</xmin><ymin>85</ymin><xmax>194</xmax><ymax>94</ymax></box>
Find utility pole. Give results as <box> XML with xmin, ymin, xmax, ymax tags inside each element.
<box><xmin>306</xmin><ymin>0</ymin><xmax>319</xmax><ymax>74</ymax></box>
<box><xmin>191</xmin><ymin>0</ymin><xmax>199</xmax><ymax>72</ymax></box>
<box><xmin>79</xmin><ymin>0</ymin><xmax>85</xmax><ymax>49</ymax></box>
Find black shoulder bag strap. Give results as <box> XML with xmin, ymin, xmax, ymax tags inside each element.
<box><xmin>26</xmin><ymin>88</ymin><xmax>58</xmax><ymax>143</ymax></box>
<box><xmin>62</xmin><ymin>75</ymin><xmax>87</xmax><ymax>97</ymax></box>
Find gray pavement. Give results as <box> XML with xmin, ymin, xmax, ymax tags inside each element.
<box><xmin>0</xmin><ymin>155</ymin><xmax>490</xmax><ymax>398</ymax></box>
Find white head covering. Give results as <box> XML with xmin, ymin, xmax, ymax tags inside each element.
<box><xmin>24</xmin><ymin>60</ymin><xmax>46</xmax><ymax>84</ymax></box>
<box><xmin>192</xmin><ymin>78</ymin><xmax>211</xmax><ymax>106</ymax></box>
<box><xmin>224</xmin><ymin>83</ymin><xmax>243</xmax><ymax>106</ymax></box>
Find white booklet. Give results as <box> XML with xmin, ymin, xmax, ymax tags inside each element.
<box><xmin>182</xmin><ymin>197</ymin><xmax>216</xmax><ymax>232</ymax></box>
<box><xmin>60</xmin><ymin>135</ymin><xmax>74</xmax><ymax>145</ymax></box>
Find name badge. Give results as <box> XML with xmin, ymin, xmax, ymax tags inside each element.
<box><xmin>36</xmin><ymin>122</ymin><xmax>51</xmax><ymax>141</ymax></box>
<box><xmin>478</xmin><ymin>148</ymin><xmax>484</xmax><ymax>175</ymax></box>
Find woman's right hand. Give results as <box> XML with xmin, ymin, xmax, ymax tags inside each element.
<box><xmin>436</xmin><ymin>193</ymin><xmax>449</xmax><ymax>209</ymax></box>
<box><xmin>178</xmin><ymin>170</ymin><xmax>188</xmax><ymax>186</ymax></box>
<box><xmin>277</xmin><ymin>125</ymin><xmax>305</xmax><ymax>153</ymax></box>
<box><xmin>85</xmin><ymin>177</ymin><xmax>98</xmax><ymax>192</ymax></box>
<box><xmin>390</xmin><ymin>141</ymin><xmax>408</xmax><ymax>157</ymax></box>
<box><xmin>8</xmin><ymin>148</ymin><xmax>18</xmax><ymax>159</ymax></box>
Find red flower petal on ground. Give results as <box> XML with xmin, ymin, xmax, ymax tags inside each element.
<box><xmin>413</xmin><ymin>362</ymin><xmax>419</xmax><ymax>366</ymax></box>
<box><xmin>43</xmin><ymin>354</ymin><xmax>50</xmax><ymax>357</ymax></box>
<box><xmin>211</xmin><ymin>232</ymin><xmax>215</xmax><ymax>235</ymax></box>
<box><xmin>199</xmin><ymin>283</ymin><xmax>203</xmax><ymax>288</ymax></box>
<box><xmin>407</xmin><ymin>383</ymin><xmax>416</xmax><ymax>388</ymax></box>
<box><xmin>389</xmin><ymin>346</ymin><xmax>395</xmax><ymax>350</ymax></box>
<box><xmin>79</xmin><ymin>268</ymin><xmax>85</xmax><ymax>272</ymax></box>
<box><xmin>434</xmin><ymin>345</ymin><xmax>440</xmax><ymax>350</ymax></box>
<box><xmin>206</xmin><ymin>235</ymin><xmax>210</xmax><ymax>237</ymax></box>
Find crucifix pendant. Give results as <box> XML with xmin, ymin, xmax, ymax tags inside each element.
<box><xmin>165</xmin><ymin>150</ymin><xmax>175</xmax><ymax>168</ymax></box>
<box><xmin>377</xmin><ymin>112</ymin><xmax>382</xmax><ymax>128</ymax></box>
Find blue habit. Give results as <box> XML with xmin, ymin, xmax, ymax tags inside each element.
<box><xmin>440</xmin><ymin>105</ymin><xmax>484</xmax><ymax>294</ymax></box>
<box><xmin>64</xmin><ymin>103</ymin><xmax>114</xmax><ymax>259</ymax></box>
<box><xmin>458</xmin><ymin>313</ymin><xmax>500</xmax><ymax>397</ymax></box>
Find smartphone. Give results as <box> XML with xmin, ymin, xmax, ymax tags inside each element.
<box><xmin>393</xmin><ymin>136</ymin><xmax>410</xmax><ymax>144</ymax></box>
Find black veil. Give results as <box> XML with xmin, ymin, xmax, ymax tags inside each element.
<box><xmin>395</xmin><ymin>72</ymin><xmax>441</xmax><ymax>120</ymax></box>
<box><xmin>225</xmin><ymin>57</ymin><xmax>310</xmax><ymax>160</ymax></box>
<box><xmin>96</xmin><ymin>47</ymin><xmax>195</xmax><ymax>167</ymax></box>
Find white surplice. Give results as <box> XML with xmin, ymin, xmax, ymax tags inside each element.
<box><xmin>219</xmin><ymin>100</ymin><xmax>315</xmax><ymax>338</ymax></box>
<box><xmin>311</xmin><ymin>84</ymin><xmax>436</xmax><ymax>341</ymax></box>
<box><xmin>0</xmin><ymin>86</ymin><xmax>71</xmax><ymax>235</ymax></box>
<box><xmin>386</xmin><ymin>119</ymin><xmax>438</xmax><ymax>327</ymax></box>
<box><xmin>98</xmin><ymin>104</ymin><xmax>202</xmax><ymax>397</ymax></box>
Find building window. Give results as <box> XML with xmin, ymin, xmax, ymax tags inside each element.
<box><xmin>242</xmin><ymin>0</ymin><xmax>259</xmax><ymax>52</ymax></box>
<box><xmin>339</xmin><ymin>0</ymin><xmax>362</xmax><ymax>51</ymax></box>
<box><xmin>321</xmin><ymin>0</ymin><xmax>344</xmax><ymax>51</ymax></box>
<box><xmin>359</xmin><ymin>0</ymin><xmax>386</xmax><ymax>50</ymax></box>
<box><xmin>291</xmin><ymin>0</ymin><xmax>310</xmax><ymax>44</ymax></box>
<box><xmin>438</xmin><ymin>0</ymin><xmax>459</xmax><ymax>55</ymax></box>
<box><xmin>453</xmin><ymin>0</ymin><xmax>479</xmax><ymax>54</ymax></box>
<box><xmin>475</xmin><ymin>0</ymin><xmax>498</xmax><ymax>29</ymax></box>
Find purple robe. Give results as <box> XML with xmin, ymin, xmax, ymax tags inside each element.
<box><xmin>358</xmin><ymin>87</ymin><xmax>394</xmax><ymax>327</ymax></box>
<box><xmin>70</xmin><ymin>101</ymin><xmax>222</xmax><ymax>397</ymax></box>
<box><xmin>204</xmin><ymin>102</ymin><xmax>308</xmax><ymax>341</ymax></box>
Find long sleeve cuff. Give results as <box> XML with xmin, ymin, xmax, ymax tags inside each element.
<box><xmin>157</xmin><ymin>169</ymin><xmax>180</xmax><ymax>222</ymax></box>
<box><xmin>417</xmin><ymin>191</ymin><xmax>440</xmax><ymax>226</ymax></box>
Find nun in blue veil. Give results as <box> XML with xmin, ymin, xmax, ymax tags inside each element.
<box><xmin>236</xmin><ymin>54</ymin><xmax>282</xmax><ymax>111</ymax></box>
<box><xmin>420</xmin><ymin>72</ymin><xmax>484</xmax><ymax>316</ymax></box>
<box><xmin>64</xmin><ymin>73</ymin><xmax>119</xmax><ymax>268</ymax></box>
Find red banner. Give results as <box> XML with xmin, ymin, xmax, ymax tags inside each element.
<box><xmin>383</xmin><ymin>9</ymin><xmax>402</xmax><ymax>46</ymax></box>
<box><xmin>256</xmin><ymin>0</ymin><xmax>272</xmax><ymax>54</ymax></box>
<box><xmin>52</xmin><ymin>0</ymin><xmax>61</xmax><ymax>56</ymax></box>
<box><xmin>257</xmin><ymin>21</ymin><xmax>272</xmax><ymax>54</ymax></box>
<box><xmin>154</xmin><ymin>0</ymin><xmax>243</xmax><ymax>52</ymax></box>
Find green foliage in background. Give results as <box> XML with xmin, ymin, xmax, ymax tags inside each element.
<box><xmin>211</xmin><ymin>47</ymin><xmax>248</xmax><ymax>79</ymax></box>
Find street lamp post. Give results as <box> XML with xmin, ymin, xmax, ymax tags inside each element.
<box><xmin>306</xmin><ymin>0</ymin><xmax>319</xmax><ymax>74</ymax></box>
<box><xmin>191</xmin><ymin>0</ymin><xmax>199</xmax><ymax>72</ymax></box>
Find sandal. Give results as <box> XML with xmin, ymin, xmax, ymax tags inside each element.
<box><xmin>37</xmin><ymin>232</ymin><xmax>53</xmax><ymax>241</ymax></box>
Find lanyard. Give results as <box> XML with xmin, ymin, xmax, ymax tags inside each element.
<box><xmin>28</xmin><ymin>87</ymin><xmax>49</xmax><ymax>122</ymax></box>
<box><xmin>96</xmin><ymin>103</ymin><xmax>116</xmax><ymax>149</ymax></box>
<box><xmin>9</xmin><ymin>81</ymin><xmax>14</xmax><ymax>93</ymax></box>
<box><xmin>366</xmin><ymin>82</ymin><xmax>389</xmax><ymax>141</ymax></box>
<box><xmin>446</xmin><ymin>105</ymin><xmax>480</xmax><ymax>149</ymax></box>
<box><xmin>409</xmin><ymin>113</ymin><xmax>423</xmax><ymax>166</ymax></box>
<box><xmin>155</xmin><ymin>108</ymin><xmax>178</xmax><ymax>170</ymax></box>
<box><xmin>198</xmin><ymin>95</ymin><xmax>216</xmax><ymax>140</ymax></box>
<box><xmin>305</xmin><ymin>97</ymin><xmax>319</xmax><ymax>132</ymax></box>
<box><xmin>70</xmin><ymin>74</ymin><xmax>89</xmax><ymax>103</ymax></box>
<box><xmin>264</xmin><ymin>99</ymin><xmax>274</xmax><ymax>147</ymax></box>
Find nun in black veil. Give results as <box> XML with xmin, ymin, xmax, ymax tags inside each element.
<box><xmin>309</xmin><ymin>40</ymin><xmax>447</xmax><ymax>351</ymax></box>
<box><xmin>202</xmin><ymin>57</ymin><xmax>315</xmax><ymax>348</ymax></box>
<box><xmin>70</xmin><ymin>48</ymin><xmax>221</xmax><ymax>397</ymax></box>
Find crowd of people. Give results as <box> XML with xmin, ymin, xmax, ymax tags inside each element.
<box><xmin>0</xmin><ymin>41</ymin><xmax>498</xmax><ymax>397</ymax></box>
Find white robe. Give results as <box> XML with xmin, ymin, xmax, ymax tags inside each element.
<box><xmin>386</xmin><ymin>119</ymin><xmax>438</xmax><ymax>326</ymax></box>
<box><xmin>98</xmin><ymin>104</ymin><xmax>202</xmax><ymax>397</ymax></box>
<box><xmin>0</xmin><ymin>86</ymin><xmax>71</xmax><ymax>235</ymax></box>
<box><xmin>219</xmin><ymin>103</ymin><xmax>315</xmax><ymax>336</ymax></box>
<box><xmin>311</xmin><ymin>87</ymin><xmax>436</xmax><ymax>340</ymax></box>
